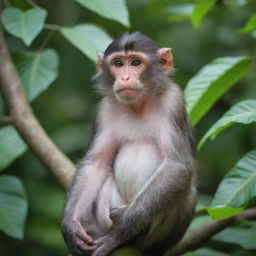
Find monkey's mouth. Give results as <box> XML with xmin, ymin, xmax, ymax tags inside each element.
<box><xmin>116</xmin><ymin>88</ymin><xmax>141</xmax><ymax>98</ymax></box>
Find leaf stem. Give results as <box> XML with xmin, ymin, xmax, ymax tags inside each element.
<box><xmin>26</xmin><ymin>0</ymin><xmax>40</xmax><ymax>9</ymax></box>
<box><xmin>38</xmin><ymin>30</ymin><xmax>54</xmax><ymax>52</ymax></box>
<box><xmin>44</xmin><ymin>23</ymin><xmax>61</xmax><ymax>31</ymax></box>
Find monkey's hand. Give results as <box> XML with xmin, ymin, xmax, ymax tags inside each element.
<box><xmin>91</xmin><ymin>206</ymin><xmax>128</xmax><ymax>256</ymax></box>
<box><xmin>62</xmin><ymin>217</ymin><xmax>99</xmax><ymax>256</ymax></box>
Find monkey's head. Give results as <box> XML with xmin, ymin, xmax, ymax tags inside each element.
<box><xmin>96</xmin><ymin>32</ymin><xmax>173</xmax><ymax>103</ymax></box>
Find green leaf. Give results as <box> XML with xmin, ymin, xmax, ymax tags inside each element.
<box><xmin>198</xmin><ymin>100</ymin><xmax>256</xmax><ymax>150</ymax></box>
<box><xmin>239</xmin><ymin>13</ymin><xmax>256</xmax><ymax>34</ymax></box>
<box><xmin>1</xmin><ymin>7</ymin><xmax>47</xmax><ymax>46</ymax></box>
<box><xmin>185</xmin><ymin>56</ymin><xmax>252</xmax><ymax>126</ymax></box>
<box><xmin>0</xmin><ymin>126</ymin><xmax>27</xmax><ymax>171</ymax></box>
<box><xmin>184</xmin><ymin>247</ymin><xmax>229</xmax><ymax>256</ymax></box>
<box><xmin>207</xmin><ymin>206</ymin><xmax>244</xmax><ymax>220</ymax></box>
<box><xmin>213</xmin><ymin>226</ymin><xmax>256</xmax><ymax>249</ymax></box>
<box><xmin>166</xmin><ymin>4</ymin><xmax>194</xmax><ymax>22</ymax></box>
<box><xmin>207</xmin><ymin>151</ymin><xmax>256</xmax><ymax>220</ymax></box>
<box><xmin>13</xmin><ymin>49</ymin><xmax>59</xmax><ymax>101</ymax></box>
<box><xmin>191</xmin><ymin>0</ymin><xmax>216</xmax><ymax>28</ymax></box>
<box><xmin>75</xmin><ymin>0</ymin><xmax>130</xmax><ymax>27</ymax></box>
<box><xmin>61</xmin><ymin>24</ymin><xmax>112</xmax><ymax>62</ymax></box>
<box><xmin>0</xmin><ymin>175</ymin><xmax>28</xmax><ymax>239</ymax></box>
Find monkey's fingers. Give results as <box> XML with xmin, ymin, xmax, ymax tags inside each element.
<box><xmin>76</xmin><ymin>238</ymin><xmax>99</xmax><ymax>254</ymax></box>
<box><xmin>74</xmin><ymin>222</ymin><xmax>94</xmax><ymax>245</ymax></box>
<box><xmin>76</xmin><ymin>230</ymin><xmax>94</xmax><ymax>245</ymax></box>
<box><xmin>94</xmin><ymin>235</ymin><xmax>107</xmax><ymax>246</ymax></box>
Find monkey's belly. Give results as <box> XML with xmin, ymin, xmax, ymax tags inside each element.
<box><xmin>114</xmin><ymin>142</ymin><xmax>160</xmax><ymax>202</ymax></box>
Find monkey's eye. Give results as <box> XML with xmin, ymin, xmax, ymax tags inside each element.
<box><xmin>131</xmin><ymin>59</ymin><xmax>141</xmax><ymax>66</ymax></box>
<box><xmin>113</xmin><ymin>60</ymin><xmax>123</xmax><ymax>67</ymax></box>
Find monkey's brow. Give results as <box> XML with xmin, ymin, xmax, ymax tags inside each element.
<box><xmin>107</xmin><ymin>51</ymin><xmax>148</xmax><ymax>63</ymax></box>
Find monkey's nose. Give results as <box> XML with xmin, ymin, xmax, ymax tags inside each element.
<box><xmin>122</xmin><ymin>75</ymin><xmax>130</xmax><ymax>81</ymax></box>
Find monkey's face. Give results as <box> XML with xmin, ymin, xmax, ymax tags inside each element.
<box><xmin>97</xmin><ymin>48</ymin><xmax>173</xmax><ymax>103</ymax></box>
<box><xmin>105</xmin><ymin>51</ymin><xmax>148</xmax><ymax>103</ymax></box>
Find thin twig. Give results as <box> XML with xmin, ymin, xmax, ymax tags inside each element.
<box><xmin>45</xmin><ymin>23</ymin><xmax>61</xmax><ymax>31</ymax></box>
<box><xmin>26</xmin><ymin>0</ymin><xmax>40</xmax><ymax>9</ymax></box>
<box><xmin>38</xmin><ymin>30</ymin><xmax>54</xmax><ymax>51</ymax></box>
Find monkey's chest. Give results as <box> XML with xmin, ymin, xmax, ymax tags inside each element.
<box><xmin>114</xmin><ymin>141</ymin><xmax>160</xmax><ymax>202</ymax></box>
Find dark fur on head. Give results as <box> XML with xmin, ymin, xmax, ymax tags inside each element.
<box><xmin>104</xmin><ymin>32</ymin><xmax>160</xmax><ymax>57</ymax></box>
<box><xmin>95</xmin><ymin>32</ymin><xmax>171</xmax><ymax>97</ymax></box>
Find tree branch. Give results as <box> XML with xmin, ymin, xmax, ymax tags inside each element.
<box><xmin>0</xmin><ymin>24</ymin><xmax>75</xmax><ymax>189</ymax></box>
<box><xmin>165</xmin><ymin>208</ymin><xmax>256</xmax><ymax>256</ymax></box>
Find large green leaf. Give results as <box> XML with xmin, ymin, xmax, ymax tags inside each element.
<box><xmin>0</xmin><ymin>126</ymin><xmax>27</xmax><ymax>171</ymax></box>
<box><xmin>13</xmin><ymin>49</ymin><xmax>59</xmax><ymax>101</ymax></box>
<box><xmin>166</xmin><ymin>4</ymin><xmax>194</xmax><ymax>22</ymax></box>
<box><xmin>0</xmin><ymin>175</ymin><xmax>28</xmax><ymax>239</ymax></box>
<box><xmin>185</xmin><ymin>56</ymin><xmax>252</xmax><ymax>125</ymax></box>
<box><xmin>207</xmin><ymin>151</ymin><xmax>256</xmax><ymax>220</ymax></box>
<box><xmin>75</xmin><ymin>0</ymin><xmax>130</xmax><ymax>27</ymax></box>
<box><xmin>198</xmin><ymin>100</ymin><xmax>256</xmax><ymax>150</ymax></box>
<box><xmin>213</xmin><ymin>226</ymin><xmax>256</xmax><ymax>249</ymax></box>
<box><xmin>61</xmin><ymin>24</ymin><xmax>112</xmax><ymax>62</ymax></box>
<box><xmin>191</xmin><ymin>0</ymin><xmax>216</xmax><ymax>28</ymax></box>
<box><xmin>207</xmin><ymin>206</ymin><xmax>244</xmax><ymax>220</ymax></box>
<box><xmin>1</xmin><ymin>7</ymin><xmax>47</xmax><ymax>46</ymax></box>
<box><xmin>239</xmin><ymin>13</ymin><xmax>256</xmax><ymax>34</ymax></box>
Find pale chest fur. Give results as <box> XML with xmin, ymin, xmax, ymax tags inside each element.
<box><xmin>98</xmin><ymin>91</ymin><xmax>174</xmax><ymax>202</ymax></box>
<box><xmin>99</xmin><ymin>91</ymin><xmax>173</xmax><ymax>144</ymax></box>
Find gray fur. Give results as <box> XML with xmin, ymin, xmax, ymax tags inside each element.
<box><xmin>61</xmin><ymin>33</ymin><xmax>197</xmax><ymax>256</ymax></box>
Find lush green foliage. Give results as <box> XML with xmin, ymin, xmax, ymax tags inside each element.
<box><xmin>1</xmin><ymin>7</ymin><xmax>47</xmax><ymax>45</ymax></box>
<box><xmin>0</xmin><ymin>126</ymin><xmax>27</xmax><ymax>171</ymax></box>
<box><xmin>185</xmin><ymin>56</ymin><xmax>252</xmax><ymax>125</ymax></box>
<box><xmin>0</xmin><ymin>175</ymin><xmax>27</xmax><ymax>239</ymax></box>
<box><xmin>61</xmin><ymin>24</ymin><xmax>112</xmax><ymax>62</ymax></box>
<box><xmin>198</xmin><ymin>100</ymin><xmax>256</xmax><ymax>149</ymax></box>
<box><xmin>207</xmin><ymin>151</ymin><xmax>256</xmax><ymax>220</ymax></box>
<box><xmin>0</xmin><ymin>0</ymin><xmax>255</xmax><ymax>255</ymax></box>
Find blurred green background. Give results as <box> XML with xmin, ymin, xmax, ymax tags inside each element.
<box><xmin>0</xmin><ymin>0</ymin><xmax>256</xmax><ymax>255</ymax></box>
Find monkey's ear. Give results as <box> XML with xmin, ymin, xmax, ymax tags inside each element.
<box><xmin>158</xmin><ymin>48</ymin><xmax>173</xmax><ymax>74</ymax></box>
<box><xmin>97</xmin><ymin>52</ymin><xmax>104</xmax><ymax>73</ymax></box>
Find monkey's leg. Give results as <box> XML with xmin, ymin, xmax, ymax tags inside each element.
<box><xmin>92</xmin><ymin>158</ymin><xmax>196</xmax><ymax>256</ymax></box>
<box><xmin>96</xmin><ymin>174</ymin><xmax>125</xmax><ymax>235</ymax></box>
<box><xmin>62</xmin><ymin>164</ymin><xmax>112</xmax><ymax>255</ymax></box>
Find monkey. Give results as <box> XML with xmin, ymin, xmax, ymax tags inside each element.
<box><xmin>61</xmin><ymin>32</ymin><xmax>197</xmax><ymax>256</ymax></box>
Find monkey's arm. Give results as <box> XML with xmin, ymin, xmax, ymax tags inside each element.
<box><xmin>62</xmin><ymin>130</ymin><xmax>117</xmax><ymax>255</ymax></box>
<box><xmin>123</xmin><ymin>113</ymin><xmax>196</xmax><ymax>230</ymax></box>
